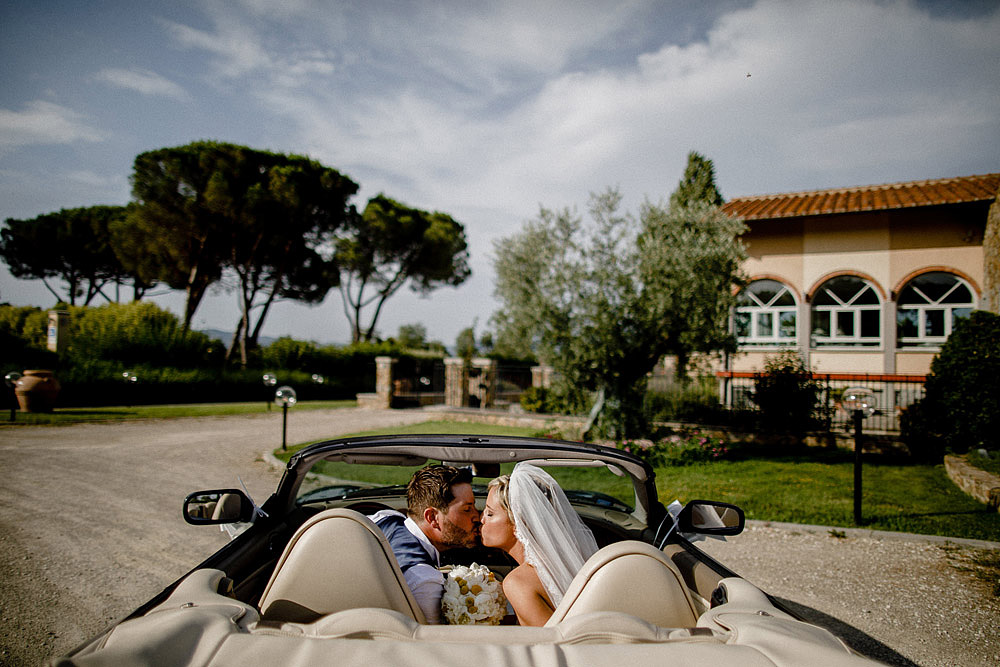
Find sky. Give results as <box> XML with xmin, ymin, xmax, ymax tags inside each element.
<box><xmin>1</xmin><ymin>0</ymin><xmax>999</xmax><ymax>349</ymax></box>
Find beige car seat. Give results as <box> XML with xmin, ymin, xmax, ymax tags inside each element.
<box><xmin>257</xmin><ymin>508</ymin><xmax>427</xmax><ymax>624</ymax></box>
<box><xmin>545</xmin><ymin>540</ymin><xmax>700</xmax><ymax>628</ymax></box>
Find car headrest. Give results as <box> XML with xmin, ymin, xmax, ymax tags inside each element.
<box><xmin>545</xmin><ymin>540</ymin><xmax>699</xmax><ymax>628</ymax></box>
<box><xmin>257</xmin><ymin>508</ymin><xmax>426</xmax><ymax>624</ymax></box>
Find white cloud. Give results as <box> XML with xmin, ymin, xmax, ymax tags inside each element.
<box><xmin>161</xmin><ymin>11</ymin><xmax>338</xmax><ymax>87</ymax></box>
<box><xmin>329</xmin><ymin>0</ymin><xmax>1000</xmax><ymax>206</ymax></box>
<box><xmin>3</xmin><ymin>0</ymin><xmax>998</xmax><ymax>345</ymax></box>
<box><xmin>161</xmin><ymin>16</ymin><xmax>273</xmax><ymax>78</ymax></box>
<box><xmin>0</xmin><ymin>101</ymin><xmax>106</xmax><ymax>150</ymax></box>
<box><xmin>94</xmin><ymin>68</ymin><xmax>189</xmax><ymax>100</ymax></box>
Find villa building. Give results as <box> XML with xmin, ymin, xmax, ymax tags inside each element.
<box><xmin>717</xmin><ymin>172</ymin><xmax>999</xmax><ymax>424</ymax></box>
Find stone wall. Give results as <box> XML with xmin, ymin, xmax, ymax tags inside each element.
<box><xmin>944</xmin><ymin>455</ymin><xmax>1000</xmax><ymax>511</ymax></box>
<box><xmin>429</xmin><ymin>407</ymin><xmax>587</xmax><ymax>440</ymax></box>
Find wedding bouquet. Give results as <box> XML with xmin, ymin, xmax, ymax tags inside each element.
<box><xmin>441</xmin><ymin>563</ymin><xmax>507</xmax><ymax>625</ymax></box>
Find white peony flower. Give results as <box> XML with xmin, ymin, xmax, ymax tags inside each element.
<box><xmin>441</xmin><ymin>563</ymin><xmax>507</xmax><ymax>625</ymax></box>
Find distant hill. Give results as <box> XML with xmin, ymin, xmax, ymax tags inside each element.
<box><xmin>198</xmin><ymin>329</ymin><xmax>279</xmax><ymax>348</ymax></box>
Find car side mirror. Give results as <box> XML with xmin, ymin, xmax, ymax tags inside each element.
<box><xmin>678</xmin><ymin>500</ymin><xmax>745</xmax><ymax>536</ymax></box>
<box><xmin>183</xmin><ymin>489</ymin><xmax>256</xmax><ymax>525</ymax></box>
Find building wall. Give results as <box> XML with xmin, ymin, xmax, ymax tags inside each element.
<box><xmin>730</xmin><ymin>202</ymin><xmax>986</xmax><ymax>375</ymax></box>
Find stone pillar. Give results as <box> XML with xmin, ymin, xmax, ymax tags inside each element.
<box><xmin>531</xmin><ymin>365</ymin><xmax>554</xmax><ymax>389</ymax></box>
<box><xmin>375</xmin><ymin>356</ymin><xmax>397</xmax><ymax>409</ymax></box>
<box><xmin>46</xmin><ymin>310</ymin><xmax>69</xmax><ymax>353</ymax></box>
<box><xmin>444</xmin><ymin>357</ymin><xmax>469</xmax><ymax>408</ymax></box>
<box><xmin>470</xmin><ymin>358</ymin><xmax>498</xmax><ymax>409</ymax></box>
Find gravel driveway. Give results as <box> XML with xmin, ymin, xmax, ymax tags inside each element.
<box><xmin>1</xmin><ymin>408</ymin><xmax>997</xmax><ymax>666</ymax></box>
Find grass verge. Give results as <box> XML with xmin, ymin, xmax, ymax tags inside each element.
<box><xmin>277</xmin><ymin>420</ymin><xmax>1000</xmax><ymax>543</ymax></box>
<box><xmin>0</xmin><ymin>399</ymin><xmax>357</xmax><ymax>426</ymax></box>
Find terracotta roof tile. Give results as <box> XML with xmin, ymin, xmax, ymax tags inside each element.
<box><xmin>722</xmin><ymin>173</ymin><xmax>1000</xmax><ymax>220</ymax></box>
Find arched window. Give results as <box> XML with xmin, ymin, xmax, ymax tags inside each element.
<box><xmin>734</xmin><ymin>279</ymin><xmax>797</xmax><ymax>346</ymax></box>
<box><xmin>811</xmin><ymin>276</ymin><xmax>881</xmax><ymax>347</ymax></box>
<box><xmin>896</xmin><ymin>272</ymin><xmax>974</xmax><ymax>347</ymax></box>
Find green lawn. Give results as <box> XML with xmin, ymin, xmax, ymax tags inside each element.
<box><xmin>0</xmin><ymin>399</ymin><xmax>357</xmax><ymax>426</ymax></box>
<box><xmin>276</xmin><ymin>420</ymin><xmax>543</xmax><ymax>486</ymax></box>
<box><xmin>279</xmin><ymin>420</ymin><xmax>1000</xmax><ymax>542</ymax></box>
<box><xmin>651</xmin><ymin>458</ymin><xmax>998</xmax><ymax>540</ymax></box>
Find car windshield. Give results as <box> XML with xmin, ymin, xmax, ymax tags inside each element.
<box><xmin>295</xmin><ymin>457</ymin><xmax>636</xmax><ymax>514</ymax></box>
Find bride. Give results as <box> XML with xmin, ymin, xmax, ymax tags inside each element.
<box><xmin>480</xmin><ymin>462</ymin><xmax>598</xmax><ymax>626</ymax></box>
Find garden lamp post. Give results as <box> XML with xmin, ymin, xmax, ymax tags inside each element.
<box><xmin>842</xmin><ymin>386</ymin><xmax>876</xmax><ymax>525</ymax></box>
<box><xmin>4</xmin><ymin>372</ymin><xmax>21</xmax><ymax>421</ymax></box>
<box><xmin>274</xmin><ymin>385</ymin><xmax>297</xmax><ymax>451</ymax></box>
<box><xmin>121</xmin><ymin>372</ymin><xmax>138</xmax><ymax>407</ymax></box>
<box><xmin>263</xmin><ymin>374</ymin><xmax>278</xmax><ymax>411</ymax></box>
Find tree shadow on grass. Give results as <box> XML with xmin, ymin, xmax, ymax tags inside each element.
<box><xmin>54</xmin><ymin>410</ymin><xmax>139</xmax><ymax>416</ymax></box>
<box><xmin>11</xmin><ymin>410</ymin><xmax>141</xmax><ymax>423</ymax></box>
<box><xmin>865</xmin><ymin>508</ymin><xmax>993</xmax><ymax>522</ymax></box>
<box><xmin>774</xmin><ymin>596</ymin><xmax>918</xmax><ymax>666</ymax></box>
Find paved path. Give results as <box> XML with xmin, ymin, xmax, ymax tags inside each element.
<box><xmin>0</xmin><ymin>408</ymin><xmax>997</xmax><ymax>666</ymax></box>
<box><xmin>0</xmin><ymin>408</ymin><xmax>434</xmax><ymax>666</ymax></box>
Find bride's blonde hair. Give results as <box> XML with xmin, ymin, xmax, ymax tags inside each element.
<box><xmin>487</xmin><ymin>475</ymin><xmax>513</xmax><ymax>522</ymax></box>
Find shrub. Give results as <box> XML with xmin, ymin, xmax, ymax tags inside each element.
<box><xmin>615</xmin><ymin>430</ymin><xmax>734</xmax><ymax>467</ymax></box>
<box><xmin>752</xmin><ymin>350</ymin><xmax>821</xmax><ymax>435</ymax></box>
<box><xmin>531</xmin><ymin>425</ymin><xmax>574</xmax><ymax>440</ymax></box>
<box><xmin>520</xmin><ymin>380</ymin><xmax>594</xmax><ymax>417</ymax></box>
<box><xmin>63</xmin><ymin>302</ymin><xmax>215</xmax><ymax>367</ymax></box>
<box><xmin>520</xmin><ymin>386</ymin><xmax>551</xmax><ymax>413</ymax></box>
<box><xmin>898</xmin><ymin>399</ymin><xmax>941</xmax><ymax>462</ymax></box>
<box><xmin>260</xmin><ymin>336</ymin><xmax>322</xmax><ymax>370</ymax></box>
<box><xmin>967</xmin><ymin>449</ymin><xmax>1000</xmax><ymax>475</ymax></box>
<box><xmin>0</xmin><ymin>307</ymin><xmax>58</xmax><ymax>372</ymax></box>
<box><xmin>644</xmin><ymin>376</ymin><xmax>727</xmax><ymax>424</ymax></box>
<box><xmin>53</xmin><ymin>363</ymin><xmax>352</xmax><ymax>407</ymax></box>
<box><xmin>905</xmin><ymin>311</ymin><xmax>1000</xmax><ymax>458</ymax></box>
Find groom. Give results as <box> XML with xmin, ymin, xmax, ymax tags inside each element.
<box><xmin>371</xmin><ymin>465</ymin><xmax>481</xmax><ymax>624</ymax></box>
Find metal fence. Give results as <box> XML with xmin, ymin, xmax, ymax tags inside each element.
<box><xmin>496</xmin><ymin>365</ymin><xmax>533</xmax><ymax>408</ymax></box>
<box><xmin>392</xmin><ymin>359</ymin><xmax>447</xmax><ymax>407</ymax></box>
<box><xmin>390</xmin><ymin>360</ymin><xmax>535</xmax><ymax>409</ymax></box>
<box><xmin>718</xmin><ymin>372</ymin><xmax>926</xmax><ymax>433</ymax></box>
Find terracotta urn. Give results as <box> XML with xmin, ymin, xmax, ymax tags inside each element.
<box><xmin>15</xmin><ymin>370</ymin><xmax>61</xmax><ymax>413</ymax></box>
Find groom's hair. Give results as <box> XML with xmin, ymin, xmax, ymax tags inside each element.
<box><xmin>407</xmin><ymin>465</ymin><xmax>473</xmax><ymax>517</ymax></box>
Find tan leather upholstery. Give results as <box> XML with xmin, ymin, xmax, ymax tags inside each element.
<box><xmin>257</xmin><ymin>508</ymin><xmax>427</xmax><ymax>624</ymax></box>
<box><xmin>61</xmin><ymin>570</ymin><xmax>879</xmax><ymax>666</ymax></box>
<box><xmin>545</xmin><ymin>540</ymin><xmax>700</xmax><ymax>628</ymax></box>
<box><xmin>271</xmin><ymin>607</ymin><xmax>713</xmax><ymax>645</ymax></box>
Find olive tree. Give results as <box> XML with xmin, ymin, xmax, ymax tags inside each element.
<box><xmin>652</xmin><ymin>151</ymin><xmax>741</xmax><ymax>382</ymax></box>
<box><xmin>493</xmin><ymin>187</ymin><xmax>745</xmax><ymax>439</ymax></box>
<box><xmin>494</xmin><ymin>189</ymin><xmax>658</xmax><ymax>438</ymax></box>
<box><xmin>639</xmin><ymin>201</ymin><xmax>747</xmax><ymax>382</ymax></box>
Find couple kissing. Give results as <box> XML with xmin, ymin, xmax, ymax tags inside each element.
<box><xmin>370</xmin><ymin>462</ymin><xmax>597</xmax><ymax>626</ymax></box>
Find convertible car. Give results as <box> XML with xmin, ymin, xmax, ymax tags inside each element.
<box><xmin>56</xmin><ymin>435</ymin><xmax>882</xmax><ymax>666</ymax></box>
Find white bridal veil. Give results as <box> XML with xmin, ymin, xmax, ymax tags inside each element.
<box><xmin>508</xmin><ymin>462</ymin><xmax>599</xmax><ymax>606</ymax></box>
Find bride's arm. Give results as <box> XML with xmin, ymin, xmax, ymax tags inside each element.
<box><xmin>502</xmin><ymin>565</ymin><xmax>555</xmax><ymax>627</ymax></box>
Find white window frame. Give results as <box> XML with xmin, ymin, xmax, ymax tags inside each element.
<box><xmin>811</xmin><ymin>277</ymin><xmax>881</xmax><ymax>347</ymax></box>
<box><xmin>896</xmin><ymin>273</ymin><xmax>975</xmax><ymax>348</ymax></box>
<box><xmin>734</xmin><ymin>280</ymin><xmax>798</xmax><ymax>346</ymax></box>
